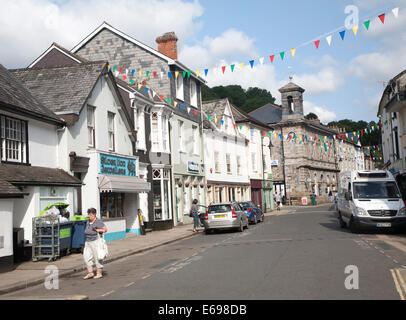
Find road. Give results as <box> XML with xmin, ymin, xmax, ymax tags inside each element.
<box><xmin>2</xmin><ymin>205</ymin><xmax>406</xmax><ymax>300</ymax></box>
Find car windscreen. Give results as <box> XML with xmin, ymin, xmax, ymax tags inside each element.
<box><xmin>353</xmin><ymin>181</ymin><xmax>401</xmax><ymax>199</ymax></box>
<box><xmin>239</xmin><ymin>202</ymin><xmax>251</xmax><ymax>208</ymax></box>
<box><xmin>208</xmin><ymin>205</ymin><xmax>231</xmax><ymax>214</ymax></box>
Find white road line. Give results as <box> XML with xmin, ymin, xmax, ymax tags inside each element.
<box><xmin>101</xmin><ymin>290</ymin><xmax>115</xmax><ymax>297</ymax></box>
<box><xmin>380</xmin><ymin>250</ymin><xmax>385</xmax><ymax>254</ymax></box>
<box><xmin>142</xmin><ymin>274</ymin><xmax>151</xmax><ymax>279</ymax></box>
<box><xmin>395</xmin><ymin>269</ymin><xmax>406</xmax><ymax>298</ymax></box>
<box><xmin>124</xmin><ymin>282</ymin><xmax>134</xmax><ymax>288</ymax></box>
<box><xmin>393</xmin><ymin>260</ymin><xmax>399</xmax><ymax>264</ymax></box>
<box><xmin>402</xmin><ymin>265</ymin><xmax>406</xmax><ymax>269</ymax></box>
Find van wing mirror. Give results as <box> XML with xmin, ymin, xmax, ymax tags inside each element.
<box><xmin>345</xmin><ymin>192</ymin><xmax>352</xmax><ymax>201</ymax></box>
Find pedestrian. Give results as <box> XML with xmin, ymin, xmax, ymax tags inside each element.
<box><xmin>333</xmin><ymin>191</ymin><xmax>338</xmax><ymax>211</ymax></box>
<box><xmin>275</xmin><ymin>192</ymin><xmax>281</xmax><ymax>211</ymax></box>
<box><xmin>329</xmin><ymin>190</ymin><xmax>333</xmax><ymax>203</ymax></box>
<box><xmin>190</xmin><ymin>199</ymin><xmax>200</xmax><ymax>232</ymax></box>
<box><xmin>138</xmin><ymin>208</ymin><xmax>146</xmax><ymax>235</ymax></box>
<box><xmin>83</xmin><ymin>208</ymin><xmax>107</xmax><ymax>280</ymax></box>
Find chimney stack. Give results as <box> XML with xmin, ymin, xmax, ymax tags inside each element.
<box><xmin>156</xmin><ymin>32</ymin><xmax>178</xmax><ymax>60</ymax></box>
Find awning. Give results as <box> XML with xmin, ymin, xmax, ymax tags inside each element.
<box><xmin>98</xmin><ymin>175</ymin><xmax>151</xmax><ymax>193</ymax></box>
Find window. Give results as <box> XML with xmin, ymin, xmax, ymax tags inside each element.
<box><xmin>190</xmin><ymin>80</ymin><xmax>197</xmax><ymax>106</ymax></box>
<box><xmin>0</xmin><ymin>115</ymin><xmax>27</xmax><ymax>163</ymax></box>
<box><xmin>192</xmin><ymin>125</ymin><xmax>199</xmax><ymax>154</ymax></box>
<box><xmin>237</xmin><ymin>156</ymin><xmax>242</xmax><ymax>175</ymax></box>
<box><xmin>151</xmin><ymin>112</ymin><xmax>159</xmax><ymax>151</ymax></box>
<box><xmin>87</xmin><ymin>105</ymin><xmax>96</xmax><ymax>147</ymax></box>
<box><xmin>287</xmin><ymin>96</ymin><xmax>294</xmax><ymax>113</ymax></box>
<box><xmin>162</xmin><ymin>115</ymin><xmax>168</xmax><ymax>152</ymax></box>
<box><xmin>226</xmin><ymin>154</ymin><xmax>231</xmax><ymax>174</ymax></box>
<box><xmin>251</xmin><ymin>153</ymin><xmax>257</xmax><ymax>172</ymax></box>
<box><xmin>136</xmin><ymin>109</ymin><xmax>146</xmax><ymax>150</ymax></box>
<box><xmin>214</xmin><ymin>151</ymin><xmax>220</xmax><ymax>173</ymax></box>
<box><xmin>108</xmin><ymin>112</ymin><xmax>115</xmax><ymax>151</ymax></box>
<box><xmin>100</xmin><ymin>193</ymin><xmax>125</xmax><ymax>218</ymax></box>
<box><xmin>176</xmin><ymin>73</ymin><xmax>184</xmax><ymax>101</ymax></box>
<box><xmin>179</xmin><ymin>120</ymin><xmax>184</xmax><ymax>151</ymax></box>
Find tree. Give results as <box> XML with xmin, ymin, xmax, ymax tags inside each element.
<box><xmin>305</xmin><ymin>112</ymin><xmax>318</xmax><ymax>120</ymax></box>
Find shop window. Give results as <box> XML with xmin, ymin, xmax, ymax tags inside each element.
<box><xmin>0</xmin><ymin>115</ymin><xmax>27</xmax><ymax>163</ymax></box>
<box><xmin>100</xmin><ymin>193</ymin><xmax>125</xmax><ymax>218</ymax></box>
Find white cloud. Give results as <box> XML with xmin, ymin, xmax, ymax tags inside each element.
<box><xmin>303</xmin><ymin>101</ymin><xmax>337</xmax><ymax>123</ymax></box>
<box><xmin>292</xmin><ymin>67</ymin><xmax>344</xmax><ymax>95</ymax></box>
<box><xmin>179</xmin><ymin>29</ymin><xmax>258</xmax><ymax>70</ymax></box>
<box><xmin>0</xmin><ymin>0</ymin><xmax>204</xmax><ymax>68</ymax></box>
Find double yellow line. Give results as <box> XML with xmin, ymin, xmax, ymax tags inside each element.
<box><xmin>391</xmin><ymin>269</ymin><xmax>406</xmax><ymax>300</ymax></box>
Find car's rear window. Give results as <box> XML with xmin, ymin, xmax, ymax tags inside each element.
<box><xmin>208</xmin><ymin>205</ymin><xmax>231</xmax><ymax>213</ymax></box>
<box><xmin>239</xmin><ymin>202</ymin><xmax>251</xmax><ymax>208</ymax></box>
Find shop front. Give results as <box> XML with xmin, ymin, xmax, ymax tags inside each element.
<box><xmin>206</xmin><ymin>181</ymin><xmax>251</xmax><ymax>204</ymax></box>
<box><xmin>95</xmin><ymin>153</ymin><xmax>150</xmax><ymax>241</ymax></box>
<box><xmin>250</xmin><ymin>179</ymin><xmax>263</xmax><ymax>209</ymax></box>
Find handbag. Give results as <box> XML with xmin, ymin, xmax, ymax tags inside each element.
<box><xmin>97</xmin><ymin>233</ymin><xmax>109</xmax><ymax>260</ymax></box>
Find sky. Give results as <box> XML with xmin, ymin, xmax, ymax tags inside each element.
<box><xmin>1</xmin><ymin>0</ymin><xmax>405</xmax><ymax>123</ymax></box>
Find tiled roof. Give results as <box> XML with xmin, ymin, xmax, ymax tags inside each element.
<box><xmin>0</xmin><ymin>163</ymin><xmax>82</xmax><ymax>187</ymax></box>
<box><xmin>10</xmin><ymin>61</ymin><xmax>108</xmax><ymax>115</ymax></box>
<box><xmin>279</xmin><ymin>81</ymin><xmax>305</xmax><ymax>92</ymax></box>
<box><xmin>0</xmin><ymin>180</ymin><xmax>24</xmax><ymax>197</ymax></box>
<box><xmin>202</xmin><ymin>98</ymin><xmax>229</xmax><ymax>129</ymax></box>
<box><xmin>0</xmin><ymin>64</ymin><xmax>63</xmax><ymax>124</ymax></box>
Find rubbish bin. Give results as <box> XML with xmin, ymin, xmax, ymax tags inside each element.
<box><xmin>71</xmin><ymin>215</ymin><xmax>88</xmax><ymax>251</ymax></box>
<box><xmin>59</xmin><ymin>222</ymin><xmax>73</xmax><ymax>255</ymax></box>
<box><xmin>310</xmin><ymin>194</ymin><xmax>317</xmax><ymax>206</ymax></box>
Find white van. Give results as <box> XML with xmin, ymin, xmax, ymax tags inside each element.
<box><xmin>337</xmin><ymin>170</ymin><xmax>406</xmax><ymax>233</ymax></box>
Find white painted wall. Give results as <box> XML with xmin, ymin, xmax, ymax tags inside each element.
<box><xmin>0</xmin><ymin>200</ymin><xmax>13</xmax><ymax>259</ymax></box>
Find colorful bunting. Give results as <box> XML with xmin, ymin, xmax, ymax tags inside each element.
<box><xmin>314</xmin><ymin>40</ymin><xmax>320</xmax><ymax>49</ymax></box>
<box><xmin>291</xmin><ymin>48</ymin><xmax>296</xmax><ymax>57</ymax></box>
<box><xmin>352</xmin><ymin>25</ymin><xmax>358</xmax><ymax>36</ymax></box>
<box><xmin>339</xmin><ymin>30</ymin><xmax>346</xmax><ymax>40</ymax></box>
<box><xmin>280</xmin><ymin>52</ymin><xmax>285</xmax><ymax>60</ymax></box>
<box><xmin>326</xmin><ymin>35</ymin><xmax>332</xmax><ymax>46</ymax></box>
<box><xmin>364</xmin><ymin>20</ymin><xmax>370</xmax><ymax>30</ymax></box>
<box><xmin>270</xmin><ymin>55</ymin><xmax>275</xmax><ymax>63</ymax></box>
<box><xmin>249</xmin><ymin>60</ymin><xmax>254</xmax><ymax>68</ymax></box>
<box><xmin>393</xmin><ymin>7</ymin><xmax>399</xmax><ymax>18</ymax></box>
<box><xmin>378</xmin><ymin>13</ymin><xmax>385</xmax><ymax>24</ymax></box>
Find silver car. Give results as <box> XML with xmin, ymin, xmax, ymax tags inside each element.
<box><xmin>203</xmin><ymin>202</ymin><xmax>249</xmax><ymax>234</ymax></box>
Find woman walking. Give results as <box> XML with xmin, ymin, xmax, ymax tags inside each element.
<box><xmin>190</xmin><ymin>199</ymin><xmax>200</xmax><ymax>232</ymax></box>
<box><xmin>83</xmin><ymin>208</ymin><xmax>107</xmax><ymax>280</ymax></box>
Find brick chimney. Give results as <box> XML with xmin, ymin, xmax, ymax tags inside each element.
<box><xmin>156</xmin><ymin>32</ymin><xmax>178</xmax><ymax>60</ymax></box>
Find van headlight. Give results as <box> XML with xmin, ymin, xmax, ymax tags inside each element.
<box><xmin>397</xmin><ymin>207</ymin><xmax>406</xmax><ymax>216</ymax></box>
<box><xmin>353</xmin><ymin>207</ymin><xmax>368</xmax><ymax>217</ymax></box>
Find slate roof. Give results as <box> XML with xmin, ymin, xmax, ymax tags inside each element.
<box><xmin>279</xmin><ymin>81</ymin><xmax>305</xmax><ymax>93</ymax></box>
<box><xmin>202</xmin><ymin>98</ymin><xmax>229</xmax><ymax>130</ymax></box>
<box><xmin>0</xmin><ymin>64</ymin><xmax>63</xmax><ymax>124</ymax></box>
<box><xmin>248</xmin><ymin>103</ymin><xmax>283</xmax><ymax>125</ymax></box>
<box><xmin>0</xmin><ymin>180</ymin><xmax>24</xmax><ymax>198</ymax></box>
<box><xmin>229</xmin><ymin>103</ymin><xmax>272</xmax><ymax>129</ymax></box>
<box><xmin>0</xmin><ymin>163</ymin><xmax>82</xmax><ymax>187</ymax></box>
<box><xmin>9</xmin><ymin>61</ymin><xmax>108</xmax><ymax>115</ymax></box>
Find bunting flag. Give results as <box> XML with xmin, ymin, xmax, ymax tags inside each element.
<box><xmin>123</xmin><ymin>75</ymin><xmax>127</xmax><ymax>81</ymax></box>
<box><xmin>393</xmin><ymin>7</ymin><xmax>399</xmax><ymax>18</ymax></box>
<box><xmin>146</xmin><ymin>71</ymin><xmax>150</xmax><ymax>78</ymax></box>
<box><xmin>139</xmin><ymin>70</ymin><xmax>142</xmax><ymax>77</ymax></box>
<box><xmin>194</xmin><ymin>110</ymin><xmax>198</xmax><ymax>116</ymax></box>
<box><xmin>249</xmin><ymin>60</ymin><xmax>255</xmax><ymax>68</ymax></box>
<box><xmin>175</xmin><ymin>71</ymin><xmax>179</xmax><ymax>79</ymax></box>
<box><xmin>132</xmin><ymin>70</ymin><xmax>135</xmax><ymax>77</ymax></box>
<box><xmin>291</xmin><ymin>48</ymin><xmax>296</xmax><ymax>57</ymax></box>
<box><xmin>145</xmin><ymin>87</ymin><xmax>149</xmax><ymax>94</ymax></box>
<box><xmin>174</xmin><ymin>101</ymin><xmax>178</xmax><ymax>107</ymax></box>
<box><xmin>339</xmin><ymin>30</ymin><xmax>346</xmax><ymax>40</ymax></box>
<box><xmin>153</xmin><ymin>71</ymin><xmax>157</xmax><ymax>78</ymax></box>
<box><xmin>187</xmin><ymin>71</ymin><xmax>191</xmax><ymax>78</ymax></box>
<box><xmin>364</xmin><ymin>20</ymin><xmax>371</xmax><ymax>30</ymax></box>
<box><xmin>352</xmin><ymin>25</ymin><xmax>359</xmax><ymax>36</ymax></box>
<box><xmin>168</xmin><ymin>72</ymin><xmax>171</xmax><ymax>79</ymax></box>
<box><xmin>196</xmin><ymin>70</ymin><xmax>200</xmax><ymax>77</ymax></box>
<box><xmin>204</xmin><ymin>69</ymin><xmax>209</xmax><ymax>77</ymax></box>
<box><xmin>222</xmin><ymin>66</ymin><xmax>226</xmax><ymax>74</ymax></box>
<box><xmin>240</xmin><ymin>62</ymin><xmax>245</xmax><ymax>69</ymax></box>
<box><xmin>314</xmin><ymin>40</ymin><xmax>320</xmax><ymax>49</ymax></box>
<box><xmin>183</xmin><ymin>71</ymin><xmax>187</xmax><ymax>78</ymax></box>
<box><xmin>378</xmin><ymin>13</ymin><xmax>386</xmax><ymax>24</ymax></box>
<box><xmin>280</xmin><ymin>52</ymin><xmax>285</xmax><ymax>60</ymax></box>
<box><xmin>259</xmin><ymin>57</ymin><xmax>264</xmax><ymax>65</ymax></box>
<box><xmin>270</xmin><ymin>55</ymin><xmax>275</xmax><ymax>63</ymax></box>
<box><xmin>231</xmin><ymin>64</ymin><xmax>235</xmax><ymax>72</ymax></box>
<box><xmin>326</xmin><ymin>35</ymin><xmax>332</xmax><ymax>46</ymax></box>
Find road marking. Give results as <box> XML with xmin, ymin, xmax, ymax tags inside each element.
<box><xmin>396</xmin><ymin>269</ymin><xmax>406</xmax><ymax>294</ymax></box>
<box><xmin>391</xmin><ymin>269</ymin><xmax>405</xmax><ymax>300</ymax></box>
<box><xmin>402</xmin><ymin>265</ymin><xmax>406</xmax><ymax>269</ymax></box>
<box><xmin>101</xmin><ymin>290</ymin><xmax>115</xmax><ymax>297</ymax></box>
<box><xmin>393</xmin><ymin>259</ymin><xmax>399</xmax><ymax>264</ymax></box>
<box><xmin>124</xmin><ymin>282</ymin><xmax>134</xmax><ymax>288</ymax></box>
<box><xmin>142</xmin><ymin>274</ymin><xmax>151</xmax><ymax>279</ymax></box>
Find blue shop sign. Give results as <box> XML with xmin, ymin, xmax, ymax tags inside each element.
<box><xmin>188</xmin><ymin>161</ymin><xmax>199</xmax><ymax>173</ymax></box>
<box><xmin>100</xmin><ymin>153</ymin><xmax>137</xmax><ymax>177</ymax></box>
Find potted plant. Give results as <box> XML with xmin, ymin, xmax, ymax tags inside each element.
<box><xmin>199</xmin><ymin>183</ymin><xmax>205</xmax><ymax>189</ymax></box>
<box><xmin>184</xmin><ymin>182</ymin><xmax>190</xmax><ymax>188</ymax></box>
<box><xmin>177</xmin><ymin>181</ymin><xmax>183</xmax><ymax>187</ymax></box>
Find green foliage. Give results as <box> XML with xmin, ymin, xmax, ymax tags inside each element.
<box><xmin>327</xmin><ymin>119</ymin><xmax>381</xmax><ymax>147</ymax></box>
<box><xmin>202</xmin><ymin>84</ymin><xmax>276</xmax><ymax>113</ymax></box>
<box><xmin>305</xmin><ymin>112</ymin><xmax>318</xmax><ymax>120</ymax></box>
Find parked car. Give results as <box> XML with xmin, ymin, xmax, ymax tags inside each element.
<box><xmin>238</xmin><ymin>201</ymin><xmax>264</xmax><ymax>224</ymax></box>
<box><xmin>203</xmin><ymin>202</ymin><xmax>249</xmax><ymax>234</ymax></box>
<box><xmin>337</xmin><ymin>170</ymin><xmax>406</xmax><ymax>233</ymax></box>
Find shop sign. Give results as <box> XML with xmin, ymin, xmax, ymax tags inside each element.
<box><xmin>270</xmin><ymin>160</ymin><xmax>279</xmax><ymax>166</ymax></box>
<box><xmin>188</xmin><ymin>161</ymin><xmax>199</xmax><ymax>173</ymax></box>
<box><xmin>100</xmin><ymin>153</ymin><xmax>137</xmax><ymax>177</ymax></box>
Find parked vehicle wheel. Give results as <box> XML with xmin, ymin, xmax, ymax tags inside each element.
<box><xmin>238</xmin><ymin>220</ymin><xmax>244</xmax><ymax>232</ymax></box>
<box><xmin>205</xmin><ymin>229</ymin><xmax>211</xmax><ymax>235</ymax></box>
<box><xmin>261</xmin><ymin>214</ymin><xmax>265</xmax><ymax>222</ymax></box>
<box><xmin>349</xmin><ymin>217</ymin><xmax>359</xmax><ymax>234</ymax></box>
<box><xmin>338</xmin><ymin>212</ymin><xmax>346</xmax><ymax>228</ymax></box>
<box><xmin>245</xmin><ymin>219</ymin><xmax>249</xmax><ymax>229</ymax></box>
<box><xmin>253</xmin><ymin>215</ymin><xmax>258</xmax><ymax>224</ymax></box>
